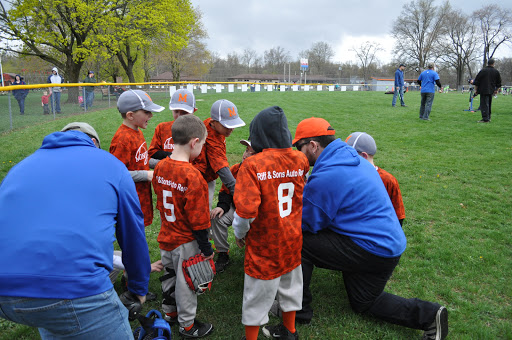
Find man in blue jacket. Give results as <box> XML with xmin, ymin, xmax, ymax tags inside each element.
<box><xmin>290</xmin><ymin>117</ymin><xmax>448</xmax><ymax>340</ymax></box>
<box><xmin>417</xmin><ymin>64</ymin><xmax>442</xmax><ymax>120</ymax></box>
<box><xmin>0</xmin><ymin>122</ymin><xmax>151</xmax><ymax>339</ymax></box>
<box><xmin>392</xmin><ymin>63</ymin><xmax>406</xmax><ymax>107</ymax></box>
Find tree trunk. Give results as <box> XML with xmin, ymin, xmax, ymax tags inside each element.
<box><xmin>65</xmin><ymin>56</ymin><xmax>84</xmax><ymax>104</ymax></box>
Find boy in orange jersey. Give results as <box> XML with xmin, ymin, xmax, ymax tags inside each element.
<box><xmin>110</xmin><ymin>90</ymin><xmax>164</xmax><ymax>227</ymax></box>
<box><xmin>232</xmin><ymin>106</ymin><xmax>310</xmax><ymax>340</ymax></box>
<box><xmin>210</xmin><ymin>139</ymin><xmax>256</xmax><ymax>273</ymax></box>
<box><xmin>148</xmin><ymin>89</ymin><xmax>197</xmax><ymax>164</ymax></box>
<box><xmin>345</xmin><ymin>132</ymin><xmax>405</xmax><ymax>226</ymax></box>
<box><xmin>152</xmin><ymin>114</ymin><xmax>214</xmax><ymax>338</ymax></box>
<box><xmin>194</xmin><ymin>99</ymin><xmax>245</xmax><ymax>209</ymax></box>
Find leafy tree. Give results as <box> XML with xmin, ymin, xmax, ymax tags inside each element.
<box><xmin>473</xmin><ymin>4</ymin><xmax>512</xmax><ymax>68</ymax></box>
<box><xmin>100</xmin><ymin>0</ymin><xmax>196</xmax><ymax>83</ymax></box>
<box><xmin>0</xmin><ymin>0</ymin><xmax>116</xmax><ymax>102</ymax></box>
<box><xmin>391</xmin><ymin>0</ymin><xmax>450</xmax><ymax>69</ymax></box>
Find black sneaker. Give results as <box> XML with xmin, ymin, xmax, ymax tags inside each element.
<box><xmin>477</xmin><ymin>120</ymin><xmax>490</xmax><ymax>123</ymax></box>
<box><xmin>145</xmin><ymin>291</ymin><xmax>157</xmax><ymax>302</ymax></box>
<box><xmin>215</xmin><ymin>252</ymin><xmax>230</xmax><ymax>273</ymax></box>
<box><xmin>179</xmin><ymin>319</ymin><xmax>213</xmax><ymax>338</ymax></box>
<box><xmin>422</xmin><ymin>306</ymin><xmax>448</xmax><ymax>340</ymax></box>
<box><xmin>262</xmin><ymin>324</ymin><xmax>298</xmax><ymax>339</ymax></box>
<box><xmin>164</xmin><ymin>312</ymin><xmax>178</xmax><ymax>325</ymax></box>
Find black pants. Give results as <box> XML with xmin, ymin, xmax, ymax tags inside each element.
<box><xmin>300</xmin><ymin>229</ymin><xmax>439</xmax><ymax>330</ymax></box>
<box><xmin>480</xmin><ymin>94</ymin><xmax>493</xmax><ymax>121</ymax></box>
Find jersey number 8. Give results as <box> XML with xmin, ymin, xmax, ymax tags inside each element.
<box><xmin>278</xmin><ymin>182</ymin><xmax>295</xmax><ymax>218</ymax></box>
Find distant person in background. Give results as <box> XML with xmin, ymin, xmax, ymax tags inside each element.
<box><xmin>82</xmin><ymin>70</ymin><xmax>96</xmax><ymax>109</ymax></box>
<box><xmin>47</xmin><ymin>67</ymin><xmax>64</xmax><ymax>114</ymax></box>
<box><xmin>392</xmin><ymin>64</ymin><xmax>407</xmax><ymax>107</ymax></box>
<box><xmin>12</xmin><ymin>74</ymin><xmax>29</xmax><ymax>115</ymax></box>
<box><xmin>473</xmin><ymin>58</ymin><xmax>502</xmax><ymax>123</ymax></box>
<box><xmin>41</xmin><ymin>90</ymin><xmax>50</xmax><ymax>115</ymax></box>
<box><xmin>417</xmin><ymin>64</ymin><xmax>442</xmax><ymax>121</ymax></box>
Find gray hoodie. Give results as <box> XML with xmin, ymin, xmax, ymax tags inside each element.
<box><xmin>249</xmin><ymin>106</ymin><xmax>292</xmax><ymax>153</ymax></box>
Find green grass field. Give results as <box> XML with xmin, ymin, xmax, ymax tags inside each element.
<box><xmin>0</xmin><ymin>90</ymin><xmax>511</xmax><ymax>339</ymax></box>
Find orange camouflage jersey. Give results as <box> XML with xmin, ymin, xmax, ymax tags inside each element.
<box><xmin>152</xmin><ymin>158</ymin><xmax>211</xmax><ymax>251</ymax></box>
<box><xmin>234</xmin><ymin>148</ymin><xmax>310</xmax><ymax>280</ymax></box>
<box><xmin>377</xmin><ymin>167</ymin><xmax>406</xmax><ymax>220</ymax></box>
<box><xmin>219</xmin><ymin>162</ymin><xmax>241</xmax><ymax>195</ymax></box>
<box><xmin>194</xmin><ymin>118</ymin><xmax>229</xmax><ymax>183</ymax></box>
<box><xmin>148</xmin><ymin>121</ymin><xmax>175</xmax><ymax>158</ymax></box>
<box><xmin>110</xmin><ymin>124</ymin><xmax>153</xmax><ymax>226</ymax></box>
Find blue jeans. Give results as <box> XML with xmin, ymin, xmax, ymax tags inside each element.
<box><xmin>0</xmin><ymin>288</ymin><xmax>134</xmax><ymax>340</ymax></box>
<box><xmin>50</xmin><ymin>92</ymin><xmax>62</xmax><ymax>113</ymax></box>
<box><xmin>15</xmin><ymin>97</ymin><xmax>26</xmax><ymax>114</ymax></box>
<box><xmin>419</xmin><ymin>92</ymin><xmax>435</xmax><ymax>119</ymax></box>
<box><xmin>392</xmin><ymin>86</ymin><xmax>405</xmax><ymax>106</ymax></box>
<box><xmin>85</xmin><ymin>91</ymin><xmax>94</xmax><ymax>109</ymax></box>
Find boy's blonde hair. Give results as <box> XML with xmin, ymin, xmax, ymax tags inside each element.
<box><xmin>172</xmin><ymin>115</ymin><xmax>207</xmax><ymax>145</ymax></box>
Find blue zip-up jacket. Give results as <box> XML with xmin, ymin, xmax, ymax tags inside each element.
<box><xmin>394</xmin><ymin>68</ymin><xmax>404</xmax><ymax>87</ymax></box>
<box><xmin>0</xmin><ymin>131</ymin><xmax>151</xmax><ymax>298</ymax></box>
<box><xmin>302</xmin><ymin>139</ymin><xmax>406</xmax><ymax>258</ymax></box>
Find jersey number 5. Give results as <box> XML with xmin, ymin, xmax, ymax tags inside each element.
<box><xmin>163</xmin><ymin>190</ymin><xmax>176</xmax><ymax>222</ymax></box>
<box><xmin>278</xmin><ymin>182</ymin><xmax>295</xmax><ymax>218</ymax></box>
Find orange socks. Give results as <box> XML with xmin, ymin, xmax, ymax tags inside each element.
<box><xmin>282</xmin><ymin>311</ymin><xmax>296</xmax><ymax>334</ymax></box>
<box><xmin>245</xmin><ymin>325</ymin><xmax>259</xmax><ymax>340</ymax></box>
<box><xmin>184</xmin><ymin>323</ymin><xmax>194</xmax><ymax>332</ymax></box>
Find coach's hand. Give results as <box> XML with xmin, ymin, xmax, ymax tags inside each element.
<box><xmin>210</xmin><ymin>207</ymin><xmax>224</xmax><ymax>219</ymax></box>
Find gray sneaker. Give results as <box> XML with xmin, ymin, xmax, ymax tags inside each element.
<box><xmin>422</xmin><ymin>306</ymin><xmax>448</xmax><ymax>340</ymax></box>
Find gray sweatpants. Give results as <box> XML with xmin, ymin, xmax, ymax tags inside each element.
<box><xmin>211</xmin><ymin>205</ymin><xmax>235</xmax><ymax>253</ymax></box>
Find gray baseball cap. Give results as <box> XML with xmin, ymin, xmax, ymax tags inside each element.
<box><xmin>117</xmin><ymin>90</ymin><xmax>164</xmax><ymax>114</ymax></box>
<box><xmin>345</xmin><ymin>132</ymin><xmax>377</xmax><ymax>155</ymax></box>
<box><xmin>169</xmin><ymin>89</ymin><xmax>196</xmax><ymax>113</ymax></box>
<box><xmin>61</xmin><ymin>122</ymin><xmax>101</xmax><ymax>148</ymax></box>
<box><xmin>210</xmin><ymin>99</ymin><xmax>245</xmax><ymax>129</ymax></box>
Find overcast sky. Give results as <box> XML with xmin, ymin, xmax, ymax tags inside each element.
<box><xmin>191</xmin><ymin>0</ymin><xmax>512</xmax><ymax>65</ymax></box>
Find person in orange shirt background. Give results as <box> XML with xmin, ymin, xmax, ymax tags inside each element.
<box><xmin>345</xmin><ymin>132</ymin><xmax>406</xmax><ymax>226</ymax></box>
<box><xmin>195</xmin><ymin>99</ymin><xmax>246</xmax><ymax>209</ymax></box>
<box><xmin>152</xmin><ymin>114</ymin><xmax>214</xmax><ymax>338</ymax></box>
<box><xmin>233</xmin><ymin>106</ymin><xmax>310</xmax><ymax>340</ymax></box>
<box><xmin>148</xmin><ymin>89</ymin><xmax>197</xmax><ymax>165</ymax></box>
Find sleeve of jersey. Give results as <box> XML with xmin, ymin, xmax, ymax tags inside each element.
<box><xmin>233</xmin><ymin>162</ymin><xmax>260</xmax><ymax>219</ymax></box>
<box><xmin>115</xmin><ymin>170</ymin><xmax>151</xmax><ymax>296</ymax></box>
<box><xmin>185</xmin><ymin>175</ymin><xmax>211</xmax><ymax>231</ymax></box>
<box><xmin>389</xmin><ymin>177</ymin><xmax>406</xmax><ymax>220</ymax></box>
<box><xmin>206</xmin><ymin>136</ymin><xmax>229</xmax><ymax>173</ymax></box>
<box><xmin>148</xmin><ymin>125</ymin><xmax>162</xmax><ymax>158</ymax></box>
<box><xmin>110</xmin><ymin>139</ymin><xmax>131</xmax><ymax>168</ymax></box>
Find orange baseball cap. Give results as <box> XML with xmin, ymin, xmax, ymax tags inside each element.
<box><xmin>292</xmin><ymin>117</ymin><xmax>336</xmax><ymax>145</ymax></box>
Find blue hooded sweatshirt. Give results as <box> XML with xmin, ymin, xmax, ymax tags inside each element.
<box><xmin>302</xmin><ymin>138</ymin><xmax>406</xmax><ymax>258</ymax></box>
<box><xmin>0</xmin><ymin>131</ymin><xmax>151</xmax><ymax>298</ymax></box>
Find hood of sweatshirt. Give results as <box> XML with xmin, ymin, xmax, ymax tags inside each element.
<box><xmin>52</xmin><ymin>67</ymin><xmax>59</xmax><ymax>74</ymax></box>
<box><xmin>41</xmin><ymin>130</ymin><xmax>96</xmax><ymax>150</ymax></box>
<box><xmin>249</xmin><ymin>106</ymin><xmax>292</xmax><ymax>153</ymax></box>
<box><xmin>313</xmin><ymin>138</ymin><xmax>361</xmax><ymax>172</ymax></box>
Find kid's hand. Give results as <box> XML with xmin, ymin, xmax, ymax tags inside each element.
<box><xmin>147</xmin><ymin>170</ymin><xmax>154</xmax><ymax>181</ymax></box>
<box><xmin>202</xmin><ymin>253</ymin><xmax>214</xmax><ymax>261</ymax></box>
<box><xmin>236</xmin><ymin>237</ymin><xmax>246</xmax><ymax>249</ymax></box>
<box><xmin>150</xmin><ymin>260</ymin><xmax>163</xmax><ymax>272</ymax></box>
<box><xmin>210</xmin><ymin>207</ymin><xmax>224</xmax><ymax>219</ymax></box>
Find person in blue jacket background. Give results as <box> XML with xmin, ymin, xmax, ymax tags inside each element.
<box><xmin>392</xmin><ymin>63</ymin><xmax>406</xmax><ymax>107</ymax></box>
<box><xmin>0</xmin><ymin>122</ymin><xmax>151</xmax><ymax>340</ymax></box>
<box><xmin>288</xmin><ymin>117</ymin><xmax>448</xmax><ymax>340</ymax></box>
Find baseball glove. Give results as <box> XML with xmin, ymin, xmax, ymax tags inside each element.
<box><xmin>182</xmin><ymin>254</ymin><xmax>216</xmax><ymax>295</ymax></box>
<box><xmin>119</xmin><ymin>290</ymin><xmax>142</xmax><ymax>321</ymax></box>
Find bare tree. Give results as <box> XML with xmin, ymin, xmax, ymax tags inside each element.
<box><xmin>303</xmin><ymin>41</ymin><xmax>334</xmax><ymax>75</ymax></box>
<box><xmin>391</xmin><ymin>0</ymin><xmax>451</xmax><ymax>69</ymax></box>
<box><xmin>241</xmin><ymin>48</ymin><xmax>258</xmax><ymax>72</ymax></box>
<box><xmin>264</xmin><ymin>46</ymin><xmax>290</xmax><ymax>74</ymax></box>
<box><xmin>351</xmin><ymin>41</ymin><xmax>382</xmax><ymax>81</ymax></box>
<box><xmin>438</xmin><ymin>9</ymin><xmax>479</xmax><ymax>86</ymax></box>
<box><xmin>473</xmin><ymin>4</ymin><xmax>512</xmax><ymax>68</ymax></box>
